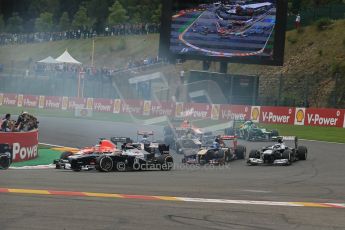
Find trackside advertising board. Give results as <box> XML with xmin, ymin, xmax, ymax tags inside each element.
<box><xmin>1</xmin><ymin>93</ymin><xmax>345</xmax><ymax>128</ymax></box>
<box><xmin>0</xmin><ymin>130</ymin><xmax>39</xmax><ymax>162</ymax></box>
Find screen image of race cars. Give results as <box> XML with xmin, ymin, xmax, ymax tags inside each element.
<box><xmin>54</xmin><ymin>135</ymin><xmax>173</xmax><ymax>172</ymax></box>
<box><xmin>247</xmin><ymin>136</ymin><xmax>308</xmax><ymax>166</ymax></box>
<box><xmin>168</xmin><ymin>0</ymin><xmax>281</xmax><ymax>61</ymax></box>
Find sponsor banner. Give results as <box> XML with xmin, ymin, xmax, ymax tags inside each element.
<box><xmin>175</xmin><ymin>102</ymin><xmax>184</xmax><ymax>118</ymax></box>
<box><xmin>0</xmin><ymin>129</ymin><xmax>39</xmax><ymax>162</ymax></box>
<box><xmin>304</xmin><ymin>108</ymin><xmax>344</xmax><ymax>127</ymax></box>
<box><xmin>150</xmin><ymin>101</ymin><xmax>174</xmax><ymax>117</ymax></box>
<box><xmin>38</xmin><ymin>95</ymin><xmax>45</xmax><ymax>109</ymax></box>
<box><xmin>121</xmin><ymin>99</ymin><xmax>143</xmax><ymax>115</ymax></box>
<box><xmin>86</xmin><ymin>98</ymin><xmax>94</xmax><ymax>110</ymax></box>
<box><xmin>260</xmin><ymin>106</ymin><xmax>295</xmax><ymax>125</ymax></box>
<box><xmin>68</xmin><ymin>97</ymin><xmax>87</xmax><ymax>110</ymax></box>
<box><xmin>219</xmin><ymin>105</ymin><xmax>250</xmax><ymax>121</ymax></box>
<box><xmin>211</xmin><ymin>104</ymin><xmax>220</xmax><ymax>120</ymax></box>
<box><xmin>143</xmin><ymin>101</ymin><xmax>152</xmax><ymax>116</ymax></box>
<box><xmin>44</xmin><ymin>96</ymin><xmax>62</xmax><ymax>110</ymax></box>
<box><xmin>61</xmin><ymin>97</ymin><xmax>68</xmax><ymax>110</ymax></box>
<box><xmin>294</xmin><ymin>108</ymin><xmax>305</xmax><ymax>126</ymax></box>
<box><xmin>0</xmin><ymin>93</ymin><xmax>3</xmax><ymax>106</ymax></box>
<box><xmin>2</xmin><ymin>93</ymin><xmax>18</xmax><ymax>107</ymax></box>
<box><xmin>17</xmin><ymin>94</ymin><xmax>24</xmax><ymax>107</ymax></box>
<box><xmin>113</xmin><ymin>99</ymin><xmax>122</xmax><ymax>114</ymax></box>
<box><xmin>250</xmin><ymin>106</ymin><xmax>261</xmax><ymax>123</ymax></box>
<box><xmin>182</xmin><ymin>103</ymin><xmax>211</xmax><ymax>119</ymax></box>
<box><xmin>23</xmin><ymin>95</ymin><xmax>39</xmax><ymax>108</ymax></box>
<box><xmin>75</xmin><ymin>108</ymin><xmax>93</xmax><ymax>117</ymax></box>
<box><xmin>93</xmin><ymin>98</ymin><xmax>113</xmax><ymax>113</ymax></box>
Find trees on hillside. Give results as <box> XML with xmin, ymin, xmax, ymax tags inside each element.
<box><xmin>72</xmin><ymin>5</ymin><xmax>95</xmax><ymax>30</ymax></box>
<box><xmin>6</xmin><ymin>12</ymin><xmax>23</xmax><ymax>33</ymax></box>
<box><xmin>35</xmin><ymin>12</ymin><xmax>54</xmax><ymax>32</ymax></box>
<box><xmin>108</xmin><ymin>1</ymin><xmax>129</xmax><ymax>25</ymax></box>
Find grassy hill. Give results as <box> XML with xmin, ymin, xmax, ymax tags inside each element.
<box><xmin>1</xmin><ymin>19</ymin><xmax>345</xmax><ymax>107</ymax></box>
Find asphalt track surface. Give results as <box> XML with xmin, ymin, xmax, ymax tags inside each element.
<box><xmin>1</xmin><ymin>117</ymin><xmax>345</xmax><ymax>230</ymax></box>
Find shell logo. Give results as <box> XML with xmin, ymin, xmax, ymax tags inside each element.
<box><xmin>251</xmin><ymin>107</ymin><xmax>260</xmax><ymax>121</ymax></box>
<box><xmin>211</xmin><ymin>104</ymin><xmax>220</xmax><ymax>120</ymax></box>
<box><xmin>39</xmin><ymin>96</ymin><xmax>45</xmax><ymax>109</ymax></box>
<box><xmin>87</xmin><ymin>98</ymin><xmax>93</xmax><ymax>109</ymax></box>
<box><xmin>113</xmin><ymin>99</ymin><xmax>121</xmax><ymax>114</ymax></box>
<box><xmin>296</xmin><ymin>109</ymin><xmax>305</xmax><ymax>123</ymax></box>
<box><xmin>17</xmin><ymin>94</ymin><xmax>23</xmax><ymax>107</ymax></box>
<box><xmin>143</xmin><ymin>101</ymin><xmax>151</xmax><ymax>115</ymax></box>
<box><xmin>175</xmin><ymin>103</ymin><xmax>183</xmax><ymax>117</ymax></box>
<box><xmin>62</xmin><ymin>97</ymin><xmax>68</xmax><ymax>110</ymax></box>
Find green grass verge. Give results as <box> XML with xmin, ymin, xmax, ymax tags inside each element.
<box><xmin>260</xmin><ymin>124</ymin><xmax>345</xmax><ymax>143</ymax></box>
<box><xmin>0</xmin><ymin>105</ymin><xmax>146</xmax><ymax>123</ymax></box>
<box><xmin>11</xmin><ymin>149</ymin><xmax>61</xmax><ymax>167</ymax></box>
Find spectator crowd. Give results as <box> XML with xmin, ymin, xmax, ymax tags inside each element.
<box><xmin>0</xmin><ymin>112</ymin><xmax>39</xmax><ymax>132</ymax></box>
<box><xmin>0</xmin><ymin>23</ymin><xmax>160</xmax><ymax>46</ymax></box>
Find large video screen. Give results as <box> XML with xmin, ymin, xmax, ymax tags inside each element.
<box><xmin>159</xmin><ymin>0</ymin><xmax>288</xmax><ymax>66</ymax></box>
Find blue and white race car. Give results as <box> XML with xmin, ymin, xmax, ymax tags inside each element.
<box><xmin>247</xmin><ymin>136</ymin><xmax>308</xmax><ymax>166</ymax></box>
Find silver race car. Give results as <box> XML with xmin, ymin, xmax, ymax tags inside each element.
<box><xmin>247</xmin><ymin>136</ymin><xmax>308</xmax><ymax>166</ymax></box>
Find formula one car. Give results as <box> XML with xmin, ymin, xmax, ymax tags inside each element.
<box><xmin>247</xmin><ymin>136</ymin><xmax>308</xmax><ymax>166</ymax></box>
<box><xmin>95</xmin><ymin>140</ymin><xmax>173</xmax><ymax>172</ymax></box>
<box><xmin>164</xmin><ymin>119</ymin><xmax>213</xmax><ymax>149</ymax></box>
<box><xmin>53</xmin><ymin>137</ymin><xmax>127</xmax><ymax>171</ymax></box>
<box><xmin>0</xmin><ymin>144</ymin><xmax>12</xmax><ymax>170</ymax></box>
<box><xmin>226</xmin><ymin>120</ymin><xmax>279</xmax><ymax>141</ymax></box>
<box><xmin>182</xmin><ymin>135</ymin><xmax>246</xmax><ymax>165</ymax></box>
<box><xmin>177</xmin><ymin>138</ymin><xmax>202</xmax><ymax>158</ymax></box>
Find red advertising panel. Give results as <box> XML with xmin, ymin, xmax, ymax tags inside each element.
<box><xmin>2</xmin><ymin>93</ymin><xmax>18</xmax><ymax>107</ymax></box>
<box><xmin>121</xmin><ymin>99</ymin><xmax>143</xmax><ymax>115</ymax></box>
<box><xmin>151</xmin><ymin>101</ymin><xmax>175</xmax><ymax>117</ymax></box>
<box><xmin>219</xmin><ymin>105</ymin><xmax>250</xmax><ymax>121</ymax></box>
<box><xmin>304</xmin><ymin>108</ymin><xmax>345</xmax><ymax>127</ymax></box>
<box><xmin>22</xmin><ymin>95</ymin><xmax>39</xmax><ymax>108</ymax></box>
<box><xmin>260</xmin><ymin>106</ymin><xmax>295</xmax><ymax>125</ymax></box>
<box><xmin>68</xmin><ymin>97</ymin><xmax>87</xmax><ymax>110</ymax></box>
<box><xmin>0</xmin><ymin>130</ymin><xmax>39</xmax><ymax>162</ymax></box>
<box><xmin>181</xmin><ymin>103</ymin><xmax>211</xmax><ymax>119</ymax></box>
<box><xmin>44</xmin><ymin>96</ymin><xmax>63</xmax><ymax>110</ymax></box>
<box><xmin>93</xmin><ymin>98</ymin><xmax>114</xmax><ymax>113</ymax></box>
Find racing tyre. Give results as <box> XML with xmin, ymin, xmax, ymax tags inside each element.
<box><xmin>271</xmin><ymin>130</ymin><xmax>279</xmax><ymax>137</ymax></box>
<box><xmin>164</xmin><ymin>135</ymin><xmax>175</xmax><ymax>149</ymax></box>
<box><xmin>97</xmin><ymin>156</ymin><xmax>113</xmax><ymax>172</ymax></box>
<box><xmin>0</xmin><ymin>155</ymin><xmax>11</xmax><ymax>170</ymax></box>
<box><xmin>297</xmin><ymin>146</ymin><xmax>308</xmax><ymax>160</ymax></box>
<box><xmin>60</xmin><ymin>151</ymin><xmax>73</xmax><ymax>160</ymax></box>
<box><xmin>248</xmin><ymin>150</ymin><xmax>260</xmax><ymax>159</ymax></box>
<box><xmin>157</xmin><ymin>154</ymin><xmax>173</xmax><ymax>171</ymax></box>
<box><xmin>282</xmin><ymin>150</ymin><xmax>292</xmax><ymax>165</ymax></box>
<box><xmin>235</xmin><ymin>145</ymin><xmax>246</xmax><ymax>159</ymax></box>
<box><xmin>224</xmin><ymin>127</ymin><xmax>234</xmax><ymax>135</ymax></box>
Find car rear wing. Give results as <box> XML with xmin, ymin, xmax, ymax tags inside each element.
<box><xmin>137</xmin><ymin>131</ymin><xmax>154</xmax><ymax>136</ymax></box>
<box><xmin>110</xmin><ymin>137</ymin><xmax>132</xmax><ymax>144</ymax></box>
<box><xmin>221</xmin><ymin>135</ymin><xmax>237</xmax><ymax>140</ymax></box>
<box><xmin>272</xmin><ymin>136</ymin><xmax>298</xmax><ymax>149</ymax></box>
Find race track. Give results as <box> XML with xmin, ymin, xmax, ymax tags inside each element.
<box><xmin>0</xmin><ymin>117</ymin><xmax>344</xmax><ymax>230</ymax></box>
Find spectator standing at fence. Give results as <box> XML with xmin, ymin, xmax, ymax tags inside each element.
<box><xmin>295</xmin><ymin>14</ymin><xmax>301</xmax><ymax>29</ymax></box>
<box><xmin>1</xmin><ymin>114</ymin><xmax>11</xmax><ymax>132</ymax></box>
